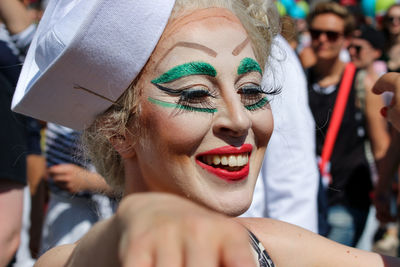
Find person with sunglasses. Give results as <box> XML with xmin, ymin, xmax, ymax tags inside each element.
<box><xmin>306</xmin><ymin>2</ymin><xmax>377</xmax><ymax>247</ymax></box>
<box><xmin>382</xmin><ymin>4</ymin><xmax>400</xmax><ymax>72</ymax></box>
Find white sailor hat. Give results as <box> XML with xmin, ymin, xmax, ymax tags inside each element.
<box><xmin>12</xmin><ymin>0</ymin><xmax>175</xmax><ymax>130</ymax></box>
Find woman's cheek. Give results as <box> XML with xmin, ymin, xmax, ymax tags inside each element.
<box><xmin>142</xmin><ymin>102</ymin><xmax>213</xmax><ymax>152</ymax></box>
<box><xmin>251</xmin><ymin>109</ymin><xmax>273</xmax><ymax>148</ymax></box>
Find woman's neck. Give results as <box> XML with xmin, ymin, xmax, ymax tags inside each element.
<box><xmin>313</xmin><ymin>58</ymin><xmax>346</xmax><ymax>88</ymax></box>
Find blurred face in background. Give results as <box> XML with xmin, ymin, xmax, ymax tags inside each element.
<box><xmin>386</xmin><ymin>5</ymin><xmax>400</xmax><ymax>36</ymax></box>
<box><xmin>348</xmin><ymin>38</ymin><xmax>381</xmax><ymax>69</ymax></box>
<box><xmin>310</xmin><ymin>13</ymin><xmax>346</xmax><ymax>61</ymax></box>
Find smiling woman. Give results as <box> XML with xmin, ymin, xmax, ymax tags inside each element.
<box><xmin>10</xmin><ymin>0</ymin><xmax>400</xmax><ymax>266</ymax></box>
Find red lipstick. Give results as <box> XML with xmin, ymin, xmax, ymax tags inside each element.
<box><xmin>196</xmin><ymin>144</ymin><xmax>252</xmax><ymax>182</ymax></box>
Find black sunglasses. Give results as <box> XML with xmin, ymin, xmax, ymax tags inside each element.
<box><xmin>309</xmin><ymin>29</ymin><xmax>343</xmax><ymax>42</ymax></box>
<box><xmin>387</xmin><ymin>16</ymin><xmax>400</xmax><ymax>24</ymax></box>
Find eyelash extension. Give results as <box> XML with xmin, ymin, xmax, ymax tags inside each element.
<box><xmin>148</xmin><ymin>97</ymin><xmax>217</xmax><ymax>113</ymax></box>
<box><xmin>150</xmin><ymin>83</ymin><xmax>218</xmax><ymax>113</ymax></box>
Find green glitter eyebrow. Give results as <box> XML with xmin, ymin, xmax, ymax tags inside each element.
<box><xmin>148</xmin><ymin>97</ymin><xmax>217</xmax><ymax>113</ymax></box>
<box><xmin>151</xmin><ymin>62</ymin><xmax>217</xmax><ymax>84</ymax></box>
<box><xmin>237</xmin><ymin>57</ymin><xmax>262</xmax><ymax>75</ymax></box>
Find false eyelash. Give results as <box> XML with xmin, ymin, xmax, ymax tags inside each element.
<box><xmin>153</xmin><ymin>83</ymin><xmax>217</xmax><ymax>113</ymax></box>
<box><xmin>176</xmin><ymin>89</ymin><xmax>217</xmax><ymax>113</ymax></box>
<box><xmin>261</xmin><ymin>83</ymin><xmax>282</xmax><ymax>96</ymax></box>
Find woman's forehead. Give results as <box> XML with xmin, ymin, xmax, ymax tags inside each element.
<box><xmin>146</xmin><ymin>7</ymin><xmax>251</xmax><ymax>72</ymax></box>
<box><xmin>162</xmin><ymin>7</ymin><xmax>243</xmax><ymax>39</ymax></box>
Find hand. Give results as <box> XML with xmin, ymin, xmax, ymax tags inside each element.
<box><xmin>48</xmin><ymin>164</ymin><xmax>91</xmax><ymax>194</ymax></box>
<box><xmin>372</xmin><ymin>72</ymin><xmax>400</xmax><ymax>132</ymax></box>
<box><xmin>113</xmin><ymin>193</ymin><xmax>257</xmax><ymax>267</ymax></box>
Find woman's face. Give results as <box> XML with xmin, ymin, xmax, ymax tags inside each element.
<box><xmin>125</xmin><ymin>8</ymin><xmax>273</xmax><ymax>216</ymax></box>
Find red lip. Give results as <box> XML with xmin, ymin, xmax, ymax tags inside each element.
<box><xmin>197</xmin><ymin>144</ymin><xmax>253</xmax><ymax>156</ymax></box>
<box><xmin>196</xmin><ymin>144</ymin><xmax>252</xmax><ymax>182</ymax></box>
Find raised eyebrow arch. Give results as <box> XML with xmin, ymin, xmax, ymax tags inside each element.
<box><xmin>151</xmin><ymin>61</ymin><xmax>217</xmax><ymax>84</ymax></box>
<box><xmin>232</xmin><ymin>37</ymin><xmax>250</xmax><ymax>56</ymax></box>
<box><xmin>157</xmin><ymin>41</ymin><xmax>218</xmax><ymax>66</ymax></box>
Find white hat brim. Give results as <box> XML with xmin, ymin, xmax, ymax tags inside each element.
<box><xmin>12</xmin><ymin>0</ymin><xmax>175</xmax><ymax>130</ymax></box>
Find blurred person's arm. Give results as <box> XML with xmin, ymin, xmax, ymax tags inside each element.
<box><xmin>0</xmin><ymin>0</ymin><xmax>33</xmax><ymax>35</ymax></box>
<box><xmin>374</xmin><ymin>129</ymin><xmax>400</xmax><ymax>223</ymax></box>
<box><xmin>0</xmin><ymin>180</ymin><xmax>23</xmax><ymax>266</ymax></box>
<box><xmin>364</xmin><ymin>73</ymin><xmax>390</xmax><ymax>161</ymax></box>
<box><xmin>48</xmin><ymin>164</ymin><xmax>116</xmax><ymax>197</ymax></box>
<box><xmin>372</xmin><ymin>72</ymin><xmax>400</xmax><ymax>131</ymax></box>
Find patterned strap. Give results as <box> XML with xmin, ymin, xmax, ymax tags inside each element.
<box><xmin>248</xmin><ymin>230</ymin><xmax>275</xmax><ymax>267</ymax></box>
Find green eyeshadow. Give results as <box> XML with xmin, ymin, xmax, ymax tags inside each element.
<box><xmin>151</xmin><ymin>62</ymin><xmax>217</xmax><ymax>84</ymax></box>
<box><xmin>148</xmin><ymin>97</ymin><xmax>217</xmax><ymax>113</ymax></box>
<box><xmin>245</xmin><ymin>97</ymin><xmax>269</xmax><ymax>111</ymax></box>
<box><xmin>237</xmin><ymin>58</ymin><xmax>262</xmax><ymax>75</ymax></box>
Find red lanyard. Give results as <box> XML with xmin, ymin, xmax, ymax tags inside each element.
<box><xmin>318</xmin><ymin>62</ymin><xmax>356</xmax><ymax>185</ymax></box>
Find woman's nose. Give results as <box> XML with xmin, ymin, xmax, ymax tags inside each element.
<box><xmin>212</xmin><ymin>97</ymin><xmax>252</xmax><ymax>138</ymax></box>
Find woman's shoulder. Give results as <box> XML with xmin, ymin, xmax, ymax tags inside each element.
<box><xmin>35</xmin><ymin>243</ymin><xmax>76</xmax><ymax>267</ymax></box>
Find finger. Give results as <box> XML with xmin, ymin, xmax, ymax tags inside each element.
<box><xmin>155</xmin><ymin>227</ymin><xmax>183</xmax><ymax>267</ymax></box>
<box><xmin>121</xmin><ymin>234</ymin><xmax>154</xmax><ymax>267</ymax></box>
<box><xmin>184</xmin><ymin>231</ymin><xmax>218</xmax><ymax>267</ymax></box>
<box><xmin>51</xmin><ymin>173</ymin><xmax>67</xmax><ymax>182</ymax></box>
<box><xmin>372</xmin><ymin>73</ymin><xmax>400</xmax><ymax>95</ymax></box>
<box><xmin>48</xmin><ymin>164</ymin><xmax>67</xmax><ymax>175</ymax></box>
<box><xmin>220</xmin><ymin>229</ymin><xmax>257</xmax><ymax>267</ymax></box>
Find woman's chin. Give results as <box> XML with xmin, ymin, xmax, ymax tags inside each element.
<box><xmin>204</xmin><ymin>197</ymin><xmax>252</xmax><ymax>217</ymax></box>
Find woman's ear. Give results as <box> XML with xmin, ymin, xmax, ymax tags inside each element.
<box><xmin>109</xmin><ymin>134</ymin><xmax>136</xmax><ymax>159</ymax></box>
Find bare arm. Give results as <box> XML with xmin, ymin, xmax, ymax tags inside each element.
<box><xmin>0</xmin><ymin>180</ymin><xmax>23</xmax><ymax>266</ymax></box>
<box><xmin>239</xmin><ymin>217</ymin><xmax>400</xmax><ymax>267</ymax></box>
<box><xmin>48</xmin><ymin>164</ymin><xmax>116</xmax><ymax>197</ymax></box>
<box><xmin>372</xmin><ymin>72</ymin><xmax>400</xmax><ymax>132</ymax></box>
<box><xmin>36</xmin><ymin>193</ymin><xmax>257</xmax><ymax>267</ymax></box>
<box><xmin>374</xmin><ymin>129</ymin><xmax>400</xmax><ymax>222</ymax></box>
<box><xmin>364</xmin><ymin>74</ymin><xmax>390</xmax><ymax>160</ymax></box>
<box><xmin>0</xmin><ymin>0</ymin><xmax>33</xmax><ymax>35</ymax></box>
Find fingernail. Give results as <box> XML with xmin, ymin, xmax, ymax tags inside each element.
<box><xmin>381</xmin><ymin>107</ymin><xmax>387</xmax><ymax>118</ymax></box>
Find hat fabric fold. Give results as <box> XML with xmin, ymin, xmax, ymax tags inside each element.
<box><xmin>12</xmin><ymin>0</ymin><xmax>175</xmax><ymax>130</ymax></box>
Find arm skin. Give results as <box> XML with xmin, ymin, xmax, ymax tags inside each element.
<box><xmin>372</xmin><ymin>72</ymin><xmax>400</xmax><ymax>222</ymax></box>
<box><xmin>0</xmin><ymin>180</ymin><xmax>23</xmax><ymax>266</ymax></box>
<box><xmin>239</xmin><ymin>217</ymin><xmax>400</xmax><ymax>267</ymax></box>
<box><xmin>374</xmin><ymin>129</ymin><xmax>400</xmax><ymax>222</ymax></box>
<box><xmin>364</xmin><ymin>73</ymin><xmax>390</xmax><ymax>161</ymax></box>
<box><xmin>372</xmin><ymin>72</ymin><xmax>400</xmax><ymax>132</ymax></box>
<box><xmin>48</xmin><ymin>164</ymin><xmax>116</xmax><ymax>197</ymax></box>
<box><xmin>34</xmin><ymin>192</ymin><xmax>400</xmax><ymax>267</ymax></box>
<box><xmin>0</xmin><ymin>0</ymin><xmax>33</xmax><ymax>35</ymax></box>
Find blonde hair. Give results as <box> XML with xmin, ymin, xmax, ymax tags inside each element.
<box><xmin>83</xmin><ymin>0</ymin><xmax>280</xmax><ymax>193</ymax></box>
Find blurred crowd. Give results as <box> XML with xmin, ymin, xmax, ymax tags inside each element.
<box><xmin>1</xmin><ymin>0</ymin><xmax>400</xmax><ymax>266</ymax></box>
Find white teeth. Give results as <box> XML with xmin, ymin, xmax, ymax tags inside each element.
<box><xmin>228</xmin><ymin>155</ymin><xmax>237</xmax><ymax>167</ymax></box>
<box><xmin>202</xmin><ymin>153</ymin><xmax>249</xmax><ymax>167</ymax></box>
<box><xmin>213</xmin><ymin>155</ymin><xmax>221</xmax><ymax>165</ymax></box>
<box><xmin>237</xmin><ymin>154</ymin><xmax>244</xmax><ymax>166</ymax></box>
<box><xmin>221</xmin><ymin>155</ymin><xmax>228</xmax><ymax>165</ymax></box>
